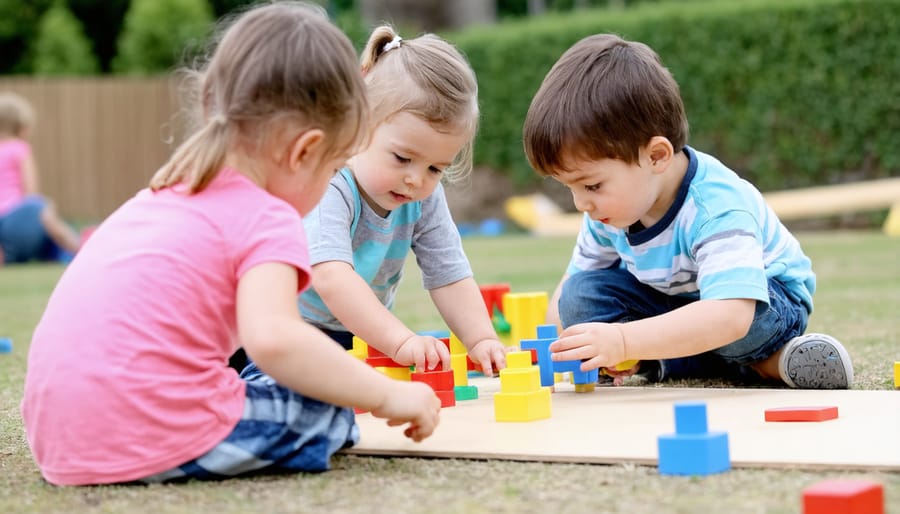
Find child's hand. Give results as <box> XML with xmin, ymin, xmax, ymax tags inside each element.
<box><xmin>549</xmin><ymin>322</ymin><xmax>626</xmax><ymax>372</ymax></box>
<box><xmin>393</xmin><ymin>334</ymin><xmax>451</xmax><ymax>372</ymax></box>
<box><xmin>601</xmin><ymin>360</ymin><xmax>641</xmax><ymax>386</ymax></box>
<box><xmin>467</xmin><ymin>338</ymin><xmax>508</xmax><ymax>377</ymax></box>
<box><xmin>371</xmin><ymin>381</ymin><xmax>441</xmax><ymax>442</ymax></box>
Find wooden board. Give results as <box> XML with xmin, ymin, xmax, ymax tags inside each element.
<box><xmin>348</xmin><ymin>379</ymin><xmax>900</xmax><ymax>470</ymax></box>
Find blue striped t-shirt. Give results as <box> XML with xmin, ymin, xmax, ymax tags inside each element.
<box><xmin>567</xmin><ymin>147</ymin><xmax>815</xmax><ymax>312</ymax></box>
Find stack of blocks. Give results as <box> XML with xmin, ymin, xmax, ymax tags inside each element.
<box><xmin>494</xmin><ymin>350</ymin><xmax>552</xmax><ymax>422</ymax></box>
<box><xmin>657</xmin><ymin>401</ymin><xmax>730</xmax><ymax>475</ymax></box>
<box><xmin>448</xmin><ymin>333</ymin><xmax>478</xmax><ymax>401</ymax></box>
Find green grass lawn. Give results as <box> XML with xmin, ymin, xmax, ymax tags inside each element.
<box><xmin>1</xmin><ymin>231</ymin><xmax>898</xmax><ymax>513</ymax></box>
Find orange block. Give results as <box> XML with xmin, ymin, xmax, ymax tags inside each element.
<box><xmin>765</xmin><ymin>406</ymin><xmax>838</xmax><ymax>422</ymax></box>
<box><xmin>803</xmin><ymin>480</ymin><xmax>883</xmax><ymax>514</ymax></box>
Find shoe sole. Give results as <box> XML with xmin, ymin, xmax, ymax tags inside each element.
<box><xmin>780</xmin><ymin>334</ymin><xmax>854</xmax><ymax>389</ymax></box>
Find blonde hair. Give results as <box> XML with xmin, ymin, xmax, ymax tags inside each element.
<box><xmin>151</xmin><ymin>1</ymin><xmax>368</xmax><ymax>192</ymax></box>
<box><xmin>0</xmin><ymin>92</ymin><xmax>36</xmax><ymax>138</ymax></box>
<box><xmin>360</xmin><ymin>25</ymin><xmax>478</xmax><ymax>182</ymax></box>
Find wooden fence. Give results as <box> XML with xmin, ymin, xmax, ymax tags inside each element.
<box><xmin>0</xmin><ymin>76</ymin><xmax>186</xmax><ymax>221</ymax></box>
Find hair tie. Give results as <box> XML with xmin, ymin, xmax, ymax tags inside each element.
<box><xmin>382</xmin><ymin>36</ymin><xmax>402</xmax><ymax>53</ymax></box>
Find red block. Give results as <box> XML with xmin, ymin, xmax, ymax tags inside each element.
<box><xmin>765</xmin><ymin>406</ymin><xmax>838</xmax><ymax>422</ymax></box>
<box><xmin>480</xmin><ymin>283</ymin><xmax>510</xmax><ymax>315</ymax></box>
<box><xmin>803</xmin><ymin>480</ymin><xmax>883</xmax><ymax>514</ymax></box>
<box><xmin>435</xmin><ymin>389</ymin><xmax>456</xmax><ymax>408</ymax></box>
<box><xmin>411</xmin><ymin>369</ymin><xmax>455</xmax><ymax>391</ymax></box>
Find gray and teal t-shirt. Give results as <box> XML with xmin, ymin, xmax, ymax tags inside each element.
<box><xmin>299</xmin><ymin>168</ymin><xmax>472</xmax><ymax>331</ymax></box>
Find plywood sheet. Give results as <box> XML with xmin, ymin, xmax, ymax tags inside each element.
<box><xmin>349</xmin><ymin>379</ymin><xmax>900</xmax><ymax>470</ymax></box>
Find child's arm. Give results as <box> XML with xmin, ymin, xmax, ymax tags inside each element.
<box><xmin>429</xmin><ymin>277</ymin><xmax>507</xmax><ymax>376</ymax></box>
<box><xmin>238</xmin><ymin>262</ymin><xmax>441</xmax><ymax>442</ymax></box>
<box><xmin>311</xmin><ymin>260</ymin><xmax>450</xmax><ymax>371</ymax></box>
<box><xmin>550</xmin><ymin>298</ymin><xmax>756</xmax><ymax>371</ymax></box>
<box><xmin>21</xmin><ymin>152</ymin><xmax>39</xmax><ymax>195</ymax></box>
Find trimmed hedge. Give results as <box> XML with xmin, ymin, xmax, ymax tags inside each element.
<box><xmin>451</xmin><ymin>0</ymin><xmax>900</xmax><ymax>189</ymax></box>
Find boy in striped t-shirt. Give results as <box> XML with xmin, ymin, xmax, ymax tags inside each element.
<box><xmin>522</xmin><ymin>34</ymin><xmax>852</xmax><ymax>389</ymax></box>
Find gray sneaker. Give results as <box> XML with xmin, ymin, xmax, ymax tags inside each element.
<box><xmin>779</xmin><ymin>333</ymin><xmax>853</xmax><ymax>389</ymax></box>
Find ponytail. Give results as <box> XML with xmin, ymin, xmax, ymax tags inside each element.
<box><xmin>361</xmin><ymin>25</ymin><xmax>400</xmax><ymax>75</ymax></box>
<box><xmin>150</xmin><ymin>116</ymin><xmax>230</xmax><ymax>192</ymax></box>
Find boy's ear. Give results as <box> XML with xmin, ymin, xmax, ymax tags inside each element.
<box><xmin>645</xmin><ymin>136</ymin><xmax>674</xmax><ymax>172</ymax></box>
<box><xmin>288</xmin><ymin>129</ymin><xmax>326</xmax><ymax>172</ymax></box>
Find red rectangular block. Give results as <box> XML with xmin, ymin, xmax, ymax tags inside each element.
<box><xmin>765</xmin><ymin>406</ymin><xmax>838</xmax><ymax>422</ymax></box>
<box><xmin>803</xmin><ymin>480</ymin><xmax>883</xmax><ymax>514</ymax></box>
<box><xmin>411</xmin><ymin>369</ymin><xmax>455</xmax><ymax>391</ymax></box>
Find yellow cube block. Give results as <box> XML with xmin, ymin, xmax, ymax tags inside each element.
<box><xmin>499</xmin><ymin>366</ymin><xmax>542</xmax><ymax>393</ymax></box>
<box><xmin>352</xmin><ymin>336</ymin><xmax>369</xmax><ymax>357</ymax></box>
<box><xmin>506</xmin><ymin>350</ymin><xmax>532</xmax><ymax>369</ymax></box>
<box><xmin>451</xmin><ymin>353</ymin><xmax>469</xmax><ymax>386</ymax></box>
<box><xmin>494</xmin><ymin>387</ymin><xmax>552</xmax><ymax>422</ymax></box>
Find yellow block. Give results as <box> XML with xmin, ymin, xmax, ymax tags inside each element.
<box><xmin>494</xmin><ymin>387</ymin><xmax>552</xmax><ymax>422</ymax></box>
<box><xmin>352</xmin><ymin>336</ymin><xmax>369</xmax><ymax>357</ymax></box>
<box><xmin>506</xmin><ymin>350</ymin><xmax>533</xmax><ymax>369</ymax></box>
<box><xmin>499</xmin><ymin>366</ymin><xmax>542</xmax><ymax>393</ymax></box>
<box><xmin>503</xmin><ymin>292</ymin><xmax>549</xmax><ymax>345</ymax></box>
<box><xmin>894</xmin><ymin>362</ymin><xmax>900</xmax><ymax>388</ymax></box>
<box><xmin>378</xmin><ymin>366</ymin><xmax>411</xmax><ymax>381</ymax></box>
<box><xmin>884</xmin><ymin>202</ymin><xmax>900</xmax><ymax>237</ymax></box>
<box><xmin>451</xmin><ymin>353</ymin><xmax>468</xmax><ymax>386</ymax></box>
<box><xmin>613</xmin><ymin>359</ymin><xmax>639</xmax><ymax>371</ymax></box>
<box><xmin>449</xmin><ymin>332</ymin><xmax>467</xmax><ymax>355</ymax></box>
<box><xmin>348</xmin><ymin>347</ymin><xmax>367</xmax><ymax>361</ymax></box>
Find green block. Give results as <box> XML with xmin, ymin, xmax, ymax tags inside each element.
<box><xmin>454</xmin><ymin>385</ymin><xmax>478</xmax><ymax>401</ymax></box>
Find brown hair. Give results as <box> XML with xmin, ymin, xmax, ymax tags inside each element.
<box><xmin>523</xmin><ymin>33</ymin><xmax>688</xmax><ymax>176</ymax></box>
<box><xmin>151</xmin><ymin>1</ymin><xmax>368</xmax><ymax>192</ymax></box>
<box><xmin>360</xmin><ymin>25</ymin><xmax>478</xmax><ymax>182</ymax></box>
<box><xmin>0</xmin><ymin>92</ymin><xmax>35</xmax><ymax>138</ymax></box>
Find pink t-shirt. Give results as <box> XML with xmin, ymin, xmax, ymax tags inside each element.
<box><xmin>21</xmin><ymin>168</ymin><xmax>311</xmax><ymax>485</ymax></box>
<box><xmin>0</xmin><ymin>138</ymin><xmax>29</xmax><ymax>216</ymax></box>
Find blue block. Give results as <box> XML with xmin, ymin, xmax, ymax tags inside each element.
<box><xmin>536</xmin><ymin>324</ymin><xmax>558</xmax><ymax>339</ymax></box>
<box><xmin>519</xmin><ymin>337</ymin><xmax>555</xmax><ymax>387</ymax></box>
<box><xmin>657</xmin><ymin>431</ymin><xmax>730</xmax><ymax>475</ymax></box>
<box><xmin>0</xmin><ymin>338</ymin><xmax>12</xmax><ymax>353</ymax></box>
<box><xmin>417</xmin><ymin>329</ymin><xmax>450</xmax><ymax>339</ymax></box>
<box><xmin>674</xmin><ymin>402</ymin><xmax>709</xmax><ymax>434</ymax></box>
<box><xmin>552</xmin><ymin>358</ymin><xmax>582</xmax><ymax>373</ymax></box>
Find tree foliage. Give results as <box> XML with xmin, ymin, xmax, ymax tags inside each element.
<box><xmin>112</xmin><ymin>0</ymin><xmax>214</xmax><ymax>74</ymax></box>
<box><xmin>32</xmin><ymin>1</ymin><xmax>100</xmax><ymax>76</ymax></box>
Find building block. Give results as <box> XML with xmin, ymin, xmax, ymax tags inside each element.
<box><xmin>657</xmin><ymin>402</ymin><xmax>730</xmax><ymax>475</ymax></box>
<box><xmin>378</xmin><ymin>366</ymin><xmax>411</xmax><ymax>381</ymax></box>
<box><xmin>480</xmin><ymin>283</ymin><xmax>511</xmax><ymax>315</ymax></box>
<box><xmin>449</xmin><ymin>332</ymin><xmax>467</xmax><ymax>355</ymax></box>
<box><xmin>365</xmin><ymin>346</ymin><xmax>407</xmax><ymax>368</ymax></box>
<box><xmin>675</xmin><ymin>401</ymin><xmax>709</xmax><ymax>434</ymax></box>
<box><xmin>519</xmin><ymin>337</ymin><xmax>555</xmax><ymax>387</ymax></box>
<box><xmin>0</xmin><ymin>338</ymin><xmax>12</xmax><ymax>354</ymax></box>
<box><xmin>450</xmin><ymin>353</ymin><xmax>469</xmax><ymax>386</ymax></box>
<box><xmin>506</xmin><ymin>350</ymin><xmax>533</xmax><ymax>369</ymax></box>
<box><xmin>494</xmin><ymin>387</ymin><xmax>552</xmax><ymax>422</ymax></box>
<box><xmin>803</xmin><ymin>480</ymin><xmax>884</xmax><ymax>514</ymax></box>
<box><xmin>536</xmin><ymin>324</ymin><xmax>558</xmax><ymax>339</ymax></box>
<box><xmin>411</xmin><ymin>369</ymin><xmax>455</xmax><ymax>391</ymax></box>
<box><xmin>435</xmin><ymin>389</ymin><xmax>456</xmax><ymax>408</ymax></box>
<box><xmin>894</xmin><ymin>361</ymin><xmax>899</xmax><ymax>388</ymax></box>
<box><xmin>454</xmin><ymin>385</ymin><xmax>478</xmax><ymax>401</ymax></box>
<box><xmin>499</xmin><ymin>366</ymin><xmax>542</xmax><ymax>393</ymax></box>
<box><xmin>765</xmin><ymin>406</ymin><xmax>839</xmax><ymax>422</ymax></box>
<box><xmin>503</xmin><ymin>292</ymin><xmax>548</xmax><ymax>344</ymax></box>
<box><xmin>551</xmin><ymin>358</ymin><xmax>599</xmax><ymax>388</ymax></box>
<box><xmin>612</xmin><ymin>359</ymin><xmax>639</xmax><ymax>371</ymax></box>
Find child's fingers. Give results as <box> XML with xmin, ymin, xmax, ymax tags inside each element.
<box><xmin>477</xmin><ymin>356</ymin><xmax>494</xmax><ymax>377</ymax></box>
<box><xmin>434</xmin><ymin>339</ymin><xmax>451</xmax><ymax>370</ymax></box>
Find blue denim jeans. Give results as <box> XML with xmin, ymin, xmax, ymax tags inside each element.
<box><xmin>0</xmin><ymin>196</ymin><xmax>60</xmax><ymax>263</ymax></box>
<box><xmin>557</xmin><ymin>268</ymin><xmax>809</xmax><ymax>383</ymax></box>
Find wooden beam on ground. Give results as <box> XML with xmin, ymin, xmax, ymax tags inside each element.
<box><xmin>762</xmin><ymin>177</ymin><xmax>900</xmax><ymax>221</ymax></box>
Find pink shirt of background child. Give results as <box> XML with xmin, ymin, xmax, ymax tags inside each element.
<box><xmin>22</xmin><ymin>168</ymin><xmax>311</xmax><ymax>485</ymax></box>
<box><xmin>0</xmin><ymin>138</ymin><xmax>29</xmax><ymax>215</ymax></box>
